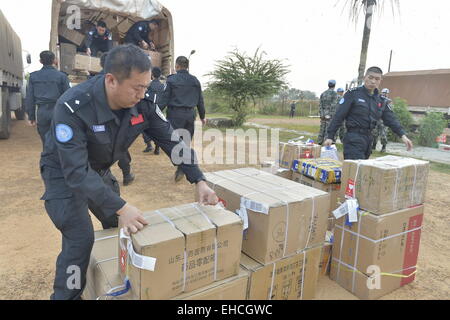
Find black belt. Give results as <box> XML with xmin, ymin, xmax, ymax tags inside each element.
<box><xmin>37</xmin><ymin>103</ymin><xmax>56</xmax><ymax>108</ymax></box>
<box><xmin>347</xmin><ymin>127</ymin><xmax>373</xmax><ymax>135</ymax></box>
<box><xmin>168</xmin><ymin>106</ymin><xmax>194</xmax><ymax>111</ymax></box>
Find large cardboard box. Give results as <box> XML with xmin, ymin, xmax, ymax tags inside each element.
<box><xmin>142</xmin><ymin>50</ymin><xmax>162</xmax><ymax>68</ymax></box>
<box><xmin>330</xmin><ymin>205</ymin><xmax>424</xmax><ymax>300</ymax></box>
<box><xmin>87</xmin><ymin>257</ymin><xmax>248</xmax><ymax>300</ymax></box>
<box><xmin>119</xmin><ymin>203</ymin><xmax>243</xmax><ymax>300</ymax></box>
<box><xmin>240</xmin><ymin>246</ymin><xmax>322</xmax><ymax>300</ymax></box>
<box><xmin>60</xmin><ymin>43</ymin><xmax>77</xmax><ymax>75</ymax></box>
<box><xmin>279</xmin><ymin>142</ymin><xmax>321</xmax><ymax>169</ymax></box>
<box><xmin>341</xmin><ymin>156</ymin><xmax>429</xmax><ymax>214</ymax></box>
<box><xmin>73</xmin><ymin>54</ymin><xmax>102</xmax><ymax>73</ymax></box>
<box><xmin>58</xmin><ymin>24</ymin><xmax>86</xmax><ymax>47</ymax></box>
<box><xmin>205</xmin><ymin>168</ymin><xmax>330</xmax><ymax>264</ymax></box>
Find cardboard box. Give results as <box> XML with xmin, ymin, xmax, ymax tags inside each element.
<box><xmin>83</xmin><ymin>228</ymin><xmax>137</xmax><ymax>300</ymax></box>
<box><xmin>294</xmin><ymin>158</ymin><xmax>342</xmax><ymax>184</ymax></box>
<box><xmin>279</xmin><ymin>142</ymin><xmax>321</xmax><ymax>169</ymax></box>
<box><xmin>119</xmin><ymin>203</ymin><xmax>243</xmax><ymax>300</ymax></box>
<box><xmin>117</xmin><ymin>18</ymin><xmax>133</xmax><ymax>34</ymax></box>
<box><xmin>260</xmin><ymin>162</ymin><xmax>293</xmax><ymax>180</ymax></box>
<box><xmin>173</xmin><ymin>269</ymin><xmax>249</xmax><ymax>300</ymax></box>
<box><xmin>87</xmin><ymin>256</ymin><xmax>248</xmax><ymax>300</ymax></box>
<box><xmin>73</xmin><ymin>54</ymin><xmax>102</xmax><ymax>73</ymax></box>
<box><xmin>240</xmin><ymin>246</ymin><xmax>322</xmax><ymax>300</ymax></box>
<box><xmin>330</xmin><ymin>205</ymin><xmax>424</xmax><ymax>300</ymax></box>
<box><xmin>341</xmin><ymin>156</ymin><xmax>429</xmax><ymax>214</ymax></box>
<box><xmin>143</xmin><ymin>50</ymin><xmax>162</xmax><ymax>68</ymax></box>
<box><xmin>58</xmin><ymin>24</ymin><xmax>86</xmax><ymax>47</ymax></box>
<box><xmin>59</xmin><ymin>43</ymin><xmax>77</xmax><ymax>75</ymax></box>
<box><xmin>205</xmin><ymin>168</ymin><xmax>330</xmax><ymax>264</ymax></box>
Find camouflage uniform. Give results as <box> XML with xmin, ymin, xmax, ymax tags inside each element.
<box><xmin>318</xmin><ymin>88</ymin><xmax>338</xmax><ymax>144</ymax></box>
<box><xmin>372</xmin><ymin>120</ymin><xmax>388</xmax><ymax>150</ymax></box>
<box><xmin>372</xmin><ymin>97</ymin><xmax>391</xmax><ymax>151</ymax></box>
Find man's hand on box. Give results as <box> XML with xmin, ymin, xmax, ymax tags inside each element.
<box><xmin>117</xmin><ymin>203</ymin><xmax>148</xmax><ymax>235</ymax></box>
<box><xmin>402</xmin><ymin>135</ymin><xmax>414</xmax><ymax>151</ymax></box>
<box><xmin>197</xmin><ymin>181</ymin><xmax>219</xmax><ymax>206</ymax></box>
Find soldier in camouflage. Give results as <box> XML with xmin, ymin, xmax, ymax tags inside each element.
<box><xmin>336</xmin><ymin>88</ymin><xmax>346</xmax><ymax>142</ymax></box>
<box><xmin>372</xmin><ymin>88</ymin><xmax>390</xmax><ymax>153</ymax></box>
<box><xmin>318</xmin><ymin>80</ymin><xmax>338</xmax><ymax>144</ymax></box>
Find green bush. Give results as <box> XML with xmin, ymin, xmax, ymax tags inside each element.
<box><xmin>417</xmin><ymin>112</ymin><xmax>447</xmax><ymax>148</ymax></box>
<box><xmin>387</xmin><ymin>97</ymin><xmax>413</xmax><ymax>142</ymax></box>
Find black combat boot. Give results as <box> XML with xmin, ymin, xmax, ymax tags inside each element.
<box><xmin>123</xmin><ymin>172</ymin><xmax>136</xmax><ymax>186</ymax></box>
<box><xmin>154</xmin><ymin>145</ymin><xmax>160</xmax><ymax>155</ymax></box>
<box><xmin>174</xmin><ymin>167</ymin><xmax>185</xmax><ymax>183</ymax></box>
<box><xmin>143</xmin><ymin>143</ymin><xmax>153</xmax><ymax>153</ymax></box>
<box><xmin>381</xmin><ymin>145</ymin><xmax>386</xmax><ymax>153</ymax></box>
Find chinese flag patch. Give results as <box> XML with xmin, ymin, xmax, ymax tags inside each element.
<box><xmin>131</xmin><ymin>114</ymin><xmax>144</xmax><ymax>126</ymax></box>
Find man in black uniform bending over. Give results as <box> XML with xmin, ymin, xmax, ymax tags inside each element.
<box><xmin>40</xmin><ymin>45</ymin><xmax>218</xmax><ymax>300</ymax></box>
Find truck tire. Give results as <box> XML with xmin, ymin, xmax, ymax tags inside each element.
<box><xmin>0</xmin><ymin>89</ymin><xmax>11</xmax><ymax>139</ymax></box>
<box><xmin>14</xmin><ymin>98</ymin><xmax>26</xmax><ymax>120</ymax></box>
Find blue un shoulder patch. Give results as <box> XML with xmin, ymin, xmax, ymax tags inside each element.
<box><xmin>56</xmin><ymin>124</ymin><xmax>73</xmax><ymax>143</ymax></box>
<box><xmin>339</xmin><ymin>98</ymin><xmax>345</xmax><ymax>105</ymax></box>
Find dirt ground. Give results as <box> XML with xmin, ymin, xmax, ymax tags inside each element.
<box><xmin>0</xmin><ymin>119</ymin><xmax>449</xmax><ymax>300</ymax></box>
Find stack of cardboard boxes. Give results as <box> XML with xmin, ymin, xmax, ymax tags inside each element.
<box><xmin>205</xmin><ymin>168</ymin><xmax>330</xmax><ymax>299</ymax></box>
<box><xmin>330</xmin><ymin>156</ymin><xmax>429</xmax><ymax>299</ymax></box>
<box><xmin>83</xmin><ymin>203</ymin><xmax>247</xmax><ymax>300</ymax></box>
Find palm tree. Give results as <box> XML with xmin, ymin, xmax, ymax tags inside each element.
<box><xmin>344</xmin><ymin>0</ymin><xmax>400</xmax><ymax>85</ymax></box>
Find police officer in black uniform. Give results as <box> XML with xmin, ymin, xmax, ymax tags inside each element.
<box><xmin>324</xmin><ymin>66</ymin><xmax>413</xmax><ymax>160</ymax></box>
<box><xmin>159</xmin><ymin>56</ymin><xmax>206</xmax><ymax>182</ymax></box>
<box><xmin>143</xmin><ymin>66</ymin><xmax>164</xmax><ymax>155</ymax></box>
<box><xmin>85</xmin><ymin>21</ymin><xmax>113</xmax><ymax>57</ymax></box>
<box><xmin>25</xmin><ymin>51</ymin><xmax>70</xmax><ymax>147</ymax></box>
<box><xmin>40</xmin><ymin>45</ymin><xmax>218</xmax><ymax>300</ymax></box>
<box><xmin>124</xmin><ymin>20</ymin><xmax>159</xmax><ymax>50</ymax></box>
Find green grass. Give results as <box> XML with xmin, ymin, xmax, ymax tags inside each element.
<box><xmin>254</xmin><ymin>122</ymin><xmax>320</xmax><ymax>134</ymax></box>
<box><xmin>430</xmin><ymin>162</ymin><xmax>450</xmax><ymax>175</ymax></box>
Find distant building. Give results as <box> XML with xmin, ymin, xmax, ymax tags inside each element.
<box><xmin>381</xmin><ymin>69</ymin><xmax>450</xmax><ymax>118</ymax></box>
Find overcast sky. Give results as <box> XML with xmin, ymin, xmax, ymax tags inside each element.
<box><xmin>1</xmin><ymin>0</ymin><xmax>449</xmax><ymax>95</ymax></box>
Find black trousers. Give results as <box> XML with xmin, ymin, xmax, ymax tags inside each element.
<box><xmin>343</xmin><ymin>131</ymin><xmax>374</xmax><ymax>160</ymax></box>
<box><xmin>43</xmin><ymin>170</ymin><xmax>119</xmax><ymax>300</ymax></box>
<box><xmin>167</xmin><ymin>107</ymin><xmax>196</xmax><ymax>144</ymax></box>
<box><xmin>118</xmin><ymin>151</ymin><xmax>131</xmax><ymax>176</ymax></box>
<box><xmin>36</xmin><ymin>104</ymin><xmax>55</xmax><ymax>148</ymax></box>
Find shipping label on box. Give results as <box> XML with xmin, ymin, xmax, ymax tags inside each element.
<box><xmin>119</xmin><ymin>203</ymin><xmax>243</xmax><ymax>300</ymax></box>
<box><xmin>241</xmin><ymin>246</ymin><xmax>322</xmax><ymax>300</ymax></box>
<box><xmin>205</xmin><ymin>168</ymin><xmax>330</xmax><ymax>264</ymax></box>
<box><xmin>330</xmin><ymin>205</ymin><xmax>424</xmax><ymax>299</ymax></box>
<box><xmin>341</xmin><ymin>156</ymin><xmax>429</xmax><ymax>214</ymax></box>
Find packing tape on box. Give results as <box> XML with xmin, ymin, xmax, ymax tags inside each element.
<box><xmin>267</xmin><ymin>250</ymin><xmax>307</xmax><ymax>300</ymax></box>
<box><xmin>119</xmin><ymin>228</ymin><xmax>157</xmax><ymax>272</ymax></box>
<box><xmin>210</xmin><ymin>169</ymin><xmax>317</xmax><ymax>259</ymax></box>
<box><xmin>332</xmin><ymin>259</ymin><xmax>418</xmax><ymax>280</ymax></box>
<box><xmin>335</xmin><ymin>210</ymin><xmax>422</xmax><ymax>293</ymax></box>
<box><xmin>95</xmin><ymin>235</ymin><xmax>118</xmax><ymax>242</ymax></box>
<box><xmin>183</xmin><ymin>204</ymin><xmax>219</xmax><ymax>282</ymax></box>
<box><xmin>154</xmin><ymin>210</ymin><xmax>188</xmax><ymax>292</ymax></box>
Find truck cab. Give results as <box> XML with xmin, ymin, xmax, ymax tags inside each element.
<box><xmin>49</xmin><ymin>0</ymin><xmax>175</xmax><ymax>85</ymax></box>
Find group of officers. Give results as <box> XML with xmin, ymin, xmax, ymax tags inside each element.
<box><xmin>24</xmin><ymin>18</ymin><xmax>413</xmax><ymax>301</ymax></box>
<box><xmin>315</xmin><ymin>68</ymin><xmax>413</xmax><ymax>160</ymax></box>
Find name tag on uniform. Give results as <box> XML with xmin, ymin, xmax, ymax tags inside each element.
<box><xmin>358</xmin><ymin>99</ymin><xmax>366</xmax><ymax>103</ymax></box>
<box><xmin>93</xmin><ymin>125</ymin><xmax>106</xmax><ymax>133</ymax></box>
<box><xmin>131</xmin><ymin>114</ymin><xmax>144</xmax><ymax>126</ymax></box>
